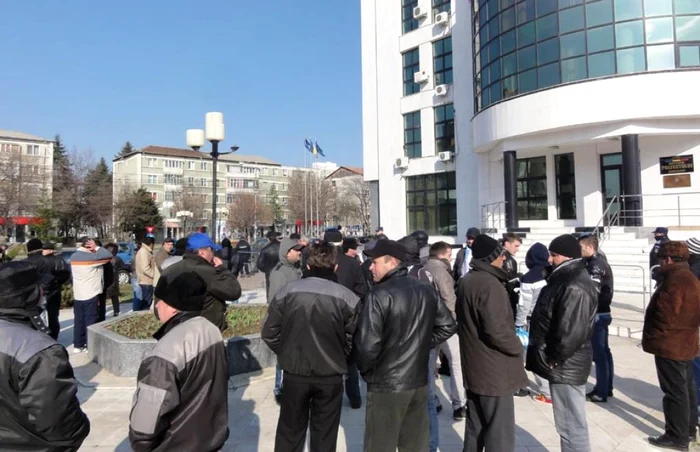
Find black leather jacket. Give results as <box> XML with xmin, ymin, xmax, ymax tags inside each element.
<box><xmin>583</xmin><ymin>253</ymin><xmax>614</xmax><ymax>314</ymax></box>
<box><xmin>256</xmin><ymin>240</ymin><xmax>280</xmax><ymax>275</ymax></box>
<box><xmin>526</xmin><ymin>259</ymin><xmax>598</xmax><ymax>385</ymax></box>
<box><xmin>25</xmin><ymin>251</ymin><xmax>71</xmax><ymax>299</ymax></box>
<box><xmin>354</xmin><ymin>267</ymin><xmax>457</xmax><ymax>392</ymax></box>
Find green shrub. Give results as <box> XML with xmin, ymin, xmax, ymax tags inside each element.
<box><xmin>6</xmin><ymin>244</ymin><xmax>27</xmax><ymax>260</ymax></box>
<box><xmin>61</xmin><ymin>284</ymin><xmax>74</xmax><ymax>308</ymax></box>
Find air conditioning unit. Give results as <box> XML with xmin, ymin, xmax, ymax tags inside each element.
<box><xmin>435</xmin><ymin>84</ymin><xmax>448</xmax><ymax>96</ymax></box>
<box><xmin>414</xmin><ymin>70</ymin><xmax>429</xmax><ymax>84</ymax></box>
<box><xmin>413</xmin><ymin>6</ymin><xmax>427</xmax><ymax>19</ymax></box>
<box><xmin>435</xmin><ymin>12</ymin><xmax>450</xmax><ymax>25</ymax></box>
<box><xmin>395</xmin><ymin>157</ymin><xmax>409</xmax><ymax>169</ymax></box>
<box><xmin>438</xmin><ymin>151</ymin><xmax>454</xmax><ymax>162</ymax></box>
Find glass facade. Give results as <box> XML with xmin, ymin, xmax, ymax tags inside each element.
<box><xmin>473</xmin><ymin>0</ymin><xmax>700</xmax><ymax>111</ymax></box>
<box><xmin>434</xmin><ymin>103</ymin><xmax>455</xmax><ymax>154</ymax></box>
<box><xmin>403</xmin><ymin>0</ymin><xmax>419</xmax><ymax>34</ymax></box>
<box><xmin>406</xmin><ymin>172</ymin><xmax>457</xmax><ymax>236</ymax></box>
<box><xmin>404</xmin><ymin>111</ymin><xmax>422</xmax><ymax>158</ymax></box>
<box><xmin>516</xmin><ymin>156</ymin><xmax>547</xmax><ymax>220</ymax></box>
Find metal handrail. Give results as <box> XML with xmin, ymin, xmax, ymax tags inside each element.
<box><xmin>614</xmin><ymin>192</ymin><xmax>700</xmax><ymax>227</ymax></box>
<box><xmin>481</xmin><ymin>201</ymin><xmax>506</xmax><ymax>231</ymax></box>
<box><xmin>593</xmin><ymin>195</ymin><xmax>618</xmax><ymax>243</ymax></box>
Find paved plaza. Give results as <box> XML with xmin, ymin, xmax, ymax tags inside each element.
<box><xmin>56</xmin><ymin>290</ymin><xmax>699</xmax><ymax>452</ymax></box>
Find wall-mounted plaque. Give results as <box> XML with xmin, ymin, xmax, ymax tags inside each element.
<box><xmin>663</xmin><ymin>174</ymin><xmax>691</xmax><ymax>189</ymax></box>
<box><xmin>660</xmin><ymin>155</ymin><xmax>694</xmax><ymax>175</ymax></box>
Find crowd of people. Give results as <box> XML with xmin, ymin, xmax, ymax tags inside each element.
<box><xmin>1</xmin><ymin>225</ymin><xmax>700</xmax><ymax>451</ymax></box>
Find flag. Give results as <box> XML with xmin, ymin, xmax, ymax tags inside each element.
<box><xmin>304</xmin><ymin>138</ymin><xmax>313</xmax><ymax>153</ymax></box>
<box><xmin>313</xmin><ymin>141</ymin><xmax>326</xmax><ymax>157</ymax></box>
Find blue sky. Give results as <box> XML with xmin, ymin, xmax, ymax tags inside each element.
<box><xmin>0</xmin><ymin>1</ymin><xmax>362</xmax><ymax>168</ymax></box>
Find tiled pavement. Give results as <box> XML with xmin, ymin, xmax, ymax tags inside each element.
<box><xmin>70</xmin><ymin>335</ymin><xmax>700</xmax><ymax>451</ymax></box>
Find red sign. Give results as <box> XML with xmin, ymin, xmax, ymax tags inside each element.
<box><xmin>0</xmin><ymin>217</ymin><xmax>41</xmax><ymax>226</ymax></box>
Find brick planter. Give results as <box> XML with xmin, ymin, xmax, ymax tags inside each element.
<box><xmin>87</xmin><ymin>311</ymin><xmax>276</xmax><ymax>377</ymax></box>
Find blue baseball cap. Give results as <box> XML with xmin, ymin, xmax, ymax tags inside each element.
<box><xmin>187</xmin><ymin>233</ymin><xmax>222</xmax><ymax>252</ymax></box>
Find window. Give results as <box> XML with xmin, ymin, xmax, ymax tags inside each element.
<box><xmin>516</xmin><ymin>156</ymin><xmax>548</xmax><ymax>220</ymax></box>
<box><xmin>616</xmin><ymin>21</ymin><xmax>644</xmax><ymax>47</ymax></box>
<box><xmin>0</xmin><ymin>143</ymin><xmax>21</xmax><ymax>153</ymax></box>
<box><xmin>150</xmin><ymin>192</ymin><xmax>158</xmax><ymax>201</ymax></box>
<box><xmin>433</xmin><ymin>38</ymin><xmax>453</xmax><ymax>85</ymax></box>
<box><xmin>200</xmin><ymin>162</ymin><xmax>208</xmax><ymax>171</ymax></box>
<box><xmin>199</xmin><ymin>178</ymin><xmax>209</xmax><ymax>187</ymax></box>
<box><xmin>617</xmin><ymin>46</ymin><xmax>646</xmax><ymax>72</ymax></box>
<box><xmin>403</xmin><ymin>0</ymin><xmax>419</xmax><ymax>34</ymax></box>
<box><xmin>647</xmin><ymin>44</ymin><xmax>676</xmax><ymax>69</ymax></box>
<box><xmin>646</xmin><ymin>18</ymin><xmax>674</xmax><ymax>44</ymax></box>
<box><xmin>404</xmin><ymin>111</ymin><xmax>422</xmax><ymax>159</ymax></box>
<box><xmin>148</xmin><ymin>158</ymin><xmax>158</xmax><ymax>167</ymax></box>
<box><xmin>434</xmin><ymin>104</ymin><xmax>455</xmax><ymax>155</ymax></box>
<box><xmin>226</xmin><ymin>194</ymin><xmax>233</xmax><ymax>204</ymax></box>
<box><xmin>273</xmin><ymin>168</ymin><xmax>279</xmax><ymax>176</ymax></box>
<box><xmin>188</xmin><ymin>161</ymin><xmax>195</xmax><ymax>170</ymax></box>
<box><xmin>147</xmin><ymin>175</ymin><xmax>158</xmax><ymax>184</ymax></box>
<box><xmin>187</xmin><ymin>176</ymin><xmax>195</xmax><ymax>185</ymax></box>
<box><xmin>282</xmin><ymin>197</ymin><xmax>288</xmax><ymax>205</ymax></box>
<box><xmin>555</xmin><ymin>153</ymin><xmax>577</xmax><ymax>219</ymax></box>
<box><xmin>26</xmin><ymin>145</ymin><xmax>40</xmax><ymax>156</ymax></box>
<box><xmin>679</xmin><ymin>44</ymin><xmax>700</xmax><ymax>66</ymax></box>
<box><xmin>164</xmin><ymin>160</ymin><xmax>183</xmax><ymax>168</ymax></box>
<box><xmin>283</xmin><ymin>169</ymin><xmax>288</xmax><ymax>177</ymax></box>
<box><xmin>163</xmin><ymin>174</ymin><xmax>183</xmax><ymax>185</ymax></box>
<box><xmin>406</xmin><ymin>172</ymin><xmax>457</xmax><ymax>236</ymax></box>
<box><xmin>165</xmin><ymin>191</ymin><xmax>174</xmax><ymax>202</ymax></box>
<box><xmin>676</xmin><ymin>16</ymin><xmax>700</xmax><ymax>41</ymax></box>
<box><xmin>433</xmin><ymin>0</ymin><xmax>450</xmax><ymax>18</ymax></box>
<box><xmin>403</xmin><ymin>48</ymin><xmax>421</xmax><ymax>96</ymax></box>
<box><xmin>262</xmin><ymin>167</ymin><xmax>268</xmax><ymax>175</ymax></box>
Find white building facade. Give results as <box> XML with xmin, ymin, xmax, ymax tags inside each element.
<box><xmin>362</xmin><ymin>0</ymin><xmax>700</xmax><ymax>241</ymax></box>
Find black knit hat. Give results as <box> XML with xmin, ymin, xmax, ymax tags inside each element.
<box><xmin>26</xmin><ymin>238</ymin><xmax>43</xmax><ymax>253</ymax></box>
<box><xmin>466</xmin><ymin>227</ymin><xmax>481</xmax><ymax>239</ymax></box>
<box><xmin>154</xmin><ymin>271</ymin><xmax>207</xmax><ymax>312</ymax></box>
<box><xmin>471</xmin><ymin>235</ymin><xmax>504</xmax><ymax>262</ymax></box>
<box><xmin>0</xmin><ymin>261</ymin><xmax>43</xmax><ymax>310</ymax></box>
<box><xmin>173</xmin><ymin>238</ymin><xmax>188</xmax><ymax>256</ymax></box>
<box><xmin>548</xmin><ymin>234</ymin><xmax>581</xmax><ymax>259</ymax></box>
<box><xmin>42</xmin><ymin>241</ymin><xmax>55</xmax><ymax>250</ymax></box>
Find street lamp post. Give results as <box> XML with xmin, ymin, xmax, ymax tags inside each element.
<box><xmin>186</xmin><ymin>112</ymin><xmax>239</xmax><ymax>243</ymax></box>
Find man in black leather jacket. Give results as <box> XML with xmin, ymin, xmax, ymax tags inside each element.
<box><xmin>579</xmin><ymin>235</ymin><xmax>615</xmax><ymax>403</ymax></box>
<box><xmin>257</xmin><ymin>231</ymin><xmax>281</xmax><ymax>300</ymax></box>
<box><xmin>355</xmin><ymin>239</ymin><xmax>456</xmax><ymax>452</ymax></box>
<box><xmin>526</xmin><ymin>234</ymin><xmax>597</xmax><ymax>452</ymax></box>
<box><xmin>0</xmin><ymin>261</ymin><xmax>90</xmax><ymax>450</ymax></box>
<box><xmin>502</xmin><ymin>233</ymin><xmax>523</xmax><ymax>318</ymax></box>
<box><xmin>25</xmin><ymin>238</ymin><xmax>71</xmax><ymax>340</ymax></box>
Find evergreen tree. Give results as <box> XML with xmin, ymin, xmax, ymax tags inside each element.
<box><xmin>83</xmin><ymin>158</ymin><xmax>113</xmax><ymax>237</ymax></box>
<box><xmin>115</xmin><ymin>141</ymin><xmax>135</xmax><ymax>159</ymax></box>
<box><xmin>115</xmin><ymin>188</ymin><xmax>163</xmax><ymax>240</ymax></box>
<box><xmin>52</xmin><ymin>134</ymin><xmax>71</xmax><ymax>192</ymax></box>
<box><xmin>268</xmin><ymin>185</ymin><xmax>283</xmax><ymax>224</ymax></box>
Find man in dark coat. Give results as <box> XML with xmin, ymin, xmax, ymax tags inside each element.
<box><xmin>527</xmin><ymin>234</ymin><xmax>597</xmax><ymax>452</ymax></box>
<box><xmin>0</xmin><ymin>262</ymin><xmax>90</xmax><ymax>450</ymax></box>
<box><xmin>105</xmin><ymin>243</ymin><xmax>126</xmax><ymax>317</ymax></box>
<box><xmin>453</xmin><ymin>227</ymin><xmax>480</xmax><ymax>281</ymax></box>
<box><xmin>456</xmin><ymin>235</ymin><xmax>528</xmax><ymax>452</ymax></box>
<box><xmin>650</xmin><ymin>227</ymin><xmax>670</xmax><ymax>282</ymax></box>
<box><xmin>642</xmin><ymin>241</ymin><xmax>700</xmax><ymax>450</ymax></box>
<box><xmin>579</xmin><ymin>235</ymin><xmax>615</xmax><ymax>403</ymax></box>
<box><xmin>257</xmin><ymin>231</ymin><xmax>282</xmax><ymax>298</ymax></box>
<box><xmin>234</xmin><ymin>237</ymin><xmax>252</xmax><ymax>277</ymax></box>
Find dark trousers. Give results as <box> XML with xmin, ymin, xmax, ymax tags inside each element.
<box><xmin>73</xmin><ymin>297</ymin><xmax>98</xmax><ymax>349</ymax></box>
<box><xmin>274</xmin><ymin>376</ymin><xmax>344</xmax><ymax>452</ymax></box>
<box><xmin>655</xmin><ymin>356</ymin><xmax>698</xmax><ymax>444</ymax></box>
<box><xmin>345</xmin><ymin>361</ymin><xmax>362</xmax><ymax>407</ymax></box>
<box><xmin>464</xmin><ymin>391</ymin><xmax>516</xmax><ymax>452</ymax></box>
<box><xmin>591</xmin><ymin>313</ymin><xmax>614</xmax><ymax>397</ymax></box>
<box><xmin>97</xmin><ymin>293</ymin><xmax>107</xmax><ymax>322</ymax></box>
<box><xmin>46</xmin><ymin>292</ymin><xmax>61</xmax><ymax>340</ymax></box>
<box><xmin>111</xmin><ymin>293</ymin><xmax>120</xmax><ymax>315</ymax></box>
<box><xmin>135</xmin><ymin>284</ymin><xmax>153</xmax><ymax>311</ymax></box>
<box><xmin>364</xmin><ymin>386</ymin><xmax>429</xmax><ymax>452</ymax></box>
<box><xmin>265</xmin><ymin>273</ymin><xmax>271</xmax><ymax>301</ymax></box>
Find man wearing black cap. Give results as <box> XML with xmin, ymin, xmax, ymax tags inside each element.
<box><xmin>453</xmin><ymin>227</ymin><xmax>480</xmax><ymax>281</ymax></box>
<box><xmin>456</xmin><ymin>234</ymin><xmax>528</xmax><ymax>451</ymax></box>
<box><xmin>257</xmin><ymin>230</ymin><xmax>282</xmax><ymax>298</ymax></box>
<box><xmin>130</xmin><ymin>271</ymin><xmax>229</xmax><ymax>451</ymax></box>
<box><xmin>355</xmin><ymin>239</ymin><xmax>457</xmax><ymax>452</ymax></box>
<box><xmin>651</xmin><ymin>227</ymin><xmax>670</xmax><ymax>282</ymax></box>
<box><xmin>0</xmin><ymin>262</ymin><xmax>90</xmax><ymax>450</ymax></box>
<box><xmin>25</xmin><ymin>238</ymin><xmax>71</xmax><ymax>340</ymax></box>
<box><xmin>527</xmin><ymin>234</ymin><xmax>597</xmax><ymax>452</ymax></box>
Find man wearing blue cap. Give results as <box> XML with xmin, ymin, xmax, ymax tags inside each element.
<box><xmin>160</xmin><ymin>232</ymin><xmax>242</xmax><ymax>330</ymax></box>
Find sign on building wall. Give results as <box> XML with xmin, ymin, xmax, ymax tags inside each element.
<box><xmin>663</xmin><ymin>174</ymin><xmax>692</xmax><ymax>189</ymax></box>
<box><xmin>660</xmin><ymin>155</ymin><xmax>694</xmax><ymax>175</ymax></box>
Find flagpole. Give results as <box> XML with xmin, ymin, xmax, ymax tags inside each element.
<box><xmin>304</xmin><ymin>143</ymin><xmax>308</xmax><ymax>236</ymax></box>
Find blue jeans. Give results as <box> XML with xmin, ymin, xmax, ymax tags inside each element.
<box><xmin>428</xmin><ymin>348</ymin><xmax>439</xmax><ymax>452</ymax></box>
<box><xmin>134</xmin><ymin>284</ymin><xmax>153</xmax><ymax>311</ymax></box>
<box><xmin>131</xmin><ymin>277</ymin><xmax>142</xmax><ymax>311</ymax></box>
<box><xmin>692</xmin><ymin>357</ymin><xmax>700</xmax><ymax>403</ymax></box>
<box><xmin>274</xmin><ymin>364</ymin><xmax>283</xmax><ymax>396</ymax></box>
<box><xmin>73</xmin><ymin>296</ymin><xmax>99</xmax><ymax>349</ymax></box>
<box><xmin>591</xmin><ymin>313</ymin><xmax>614</xmax><ymax>397</ymax></box>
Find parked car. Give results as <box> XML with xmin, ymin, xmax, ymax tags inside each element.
<box><xmin>117</xmin><ymin>242</ymin><xmax>136</xmax><ymax>285</ymax></box>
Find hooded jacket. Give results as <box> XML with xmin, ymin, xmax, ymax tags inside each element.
<box><xmin>0</xmin><ymin>265</ymin><xmax>90</xmax><ymax>451</ymax></box>
<box><xmin>526</xmin><ymin>259</ymin><xmax>598</xmax><ymax>385</ymax></box>
<box><xmin>425</xmin><ymin>257</ymin><xmax>457</xmax><ymax>318</ymax></box>
<box><xmin>161</xmin><ymin>254</ymin><xmax>241</xmax><ymax>331</ymax></box>
<box><xmin>268</xmin><ymin>238</ymin><xmax>303</xmax><ymax>301</ymax></box>
<box><xmin>456</xmin><ymin>259</ymin><xmax>529</xmax><ymax>396</ymax></box>
<box><xmin>582</xmin><ymin>252</ymin><xmax>614</xmax><ymax>314</ymax></box>
<box><xmin>129</xmin><ymin>312</ymin><xmax>228</xmax><ymax>452</ymax></box>
<box><xmin>398</xmin><ymin>236</ymin><xmax>434</xmax><ymax>285</ymax></box>
<box><xmin>515</xmin><ymin>243</ymin><xmax>550</xmax><ymax>327</ymax></box>
<box><xmin>354</xmin><ymin>267</ymin><xmax>456</xmax><ymax>393</ymax></box>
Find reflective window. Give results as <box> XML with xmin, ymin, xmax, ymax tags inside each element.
<box><xmin>561</xmin><ymin>31</ymin><xmax>587</xmax><ymax>57</ymax></box>
<box><xmin>561</xmin><ymin>56</ymin><xmax>588</xmax><ymax>81</ymax></box>
<box><xmin>503</xmin><ymin>75</ymin><xmax>519</xmax><ymax>97</ymax></box>
<box><xmin>614</xmin><ymin>0</ymin><xmax>643</xmax><ymax>21</ymax></box>
<box><xmin>560</xmin><ymin>6</ymin><xmax>585</xmax><ymax>34</ymax></box>
<box><xmin>647</xmin><ymin>44</ymin><xmax>676</xmax><ymax>69</ymax></box>
<box><xmin>679</xmin><ymin>44</ymin><xmax>700</xmax><ymax>66</ymax></box>
<box><xmin>675</xmin><ymin>0</ymin><xmax>700</xmax><ymax>14</ymax></box>
<box><xmin>559</xmin><ymin>0</ymin><xmax>584</xmax><ymax>7</ymax></box>
<box><xmin>676</xmin><ymin>16</ymin><xmax>700</xmax><ymax>41</ymax></box>
<box><xmin>538</xmin><ymin>62</ymin><xmax>561</xmax><ymax>87</ymax></box>
<box><xmin>503</xmin><ymin>52</ymin><xmax>518</xmax><ymax>76</ymax></box>
<box><xmin>404</xmin><ymin>111</ymin><xmax>422</xmax><ymax>159</ymax></box>
<box><xmin>616</xmin><ymin>21</ymin><xmax>644</xmax><ymax>47</ymax></box>
<box><xmin>502</xmin><ymin>29</ymin><xmax>516</xmax><ymax>54</ymax></box>
<box><xmin>538</xmin><ymin>0</ymin><xmax>558</xmax><ymax>17</ymax></box>
<box><xmin>588</xmin><ymin>25</ymin><xmax>615</xmax><ymax>53</ymax></box>
<box><xmin>537</xmin><ymin>13</ymin><xmax>559</xmax><ymax>40</ymax></box>
<box><xmin>502</xmin><ymin>6</ymin><xmax>516</xmax><ymax>31</ymax></box>
<box><xmin>402</xmin><ymin>0</ymin><xmax>419</xmax><ymax>34</ymax></box>
<box><xmin>516</xmin><ymin>157</ymin><xmax>548</xmax><ymax>220</ymax></box>
<box><xmin>586</xmin><ymin>0</ymin><xmax>613</xmax><ymax>27</ymax></box>
<box><xmin>403</xmin><ymin>49</ymin><xmax>420</xmax><ymax>96</ymax></box>
<box><xmin>519</xmin><ymin>45</ymin><xmax>537</xmax><ymax>70</ymax></box>
<box><xmin>406</xmin><ymin>172</ymin><xmax>457</xmax><ymax>236</ymax></box>
<box><xmin>434</xmin><ymin>104</ymin><xmax>455</xmax><ymax>154</ymax></box>
<box><xmin>517</xmin><ymin>22</ymin><xmax>536</xmax><ymax>47</ymax></box>
<box><xmin>646</xmin><ymin>18</ymin><xmax>675</xmax><ymax>44</ymax></box>
<box><xmin>433</xmin><ymin>37</ymin><xmax>453</xmax><ymax>85</ymax></box>
<box><xmin>555</xmin><ymin>153</ymin><xmax>577</xmax><ymax>220</ymax></box>
<box><xmin>644</xmin><ymin>0</ymin><xmax>673</xmax><ymax>17</ymax></box>
<box><xmin>588</xmin><ymin>51</ymin><xmax>616</xmax><ymax>77</ymax></box>
<box><xmin>538</xmin><ymin>38</ymin><xmax>560</xmax><ymax>64</ymax></box>
<box><xmin>519</xmin><ymin>69</ymin><xmax>538</xmax><ymax>91</ymax></box>
<box><xmin>432</xmin><ymin>0</ymin><xmax>451</xmax><ymax>18</ymax></box>
<box><xmin>617</xmin><ymin>46</ymin><xmax>646</xmax><ymax>73</ymax></box>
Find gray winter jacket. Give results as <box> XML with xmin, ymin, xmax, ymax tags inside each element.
<box><xmin>268</xmin><ymin>238</ymin><xmax>303</xmax><ymax>301</ymax></box>
<box><xmin>425</xmin><ymin>257</ymin><xmax>457</xmax><ymax>319</ymax></box>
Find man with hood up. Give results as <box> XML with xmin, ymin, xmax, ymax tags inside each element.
<box><xmin>0</xmin><ymin>262</ymin><xmax>91</xmax><ymax>450</ymax></box>
<box><xmin>411</xmin><ymin>230</ymin><xmax>430</xmax><ymax>265</ymax></box>
<box><xmin>269</xmin><ymin>237</ymin><xmax>305</xmax><ymax>403</ymax></box>
<box><xmin>453</xmin><ymin>227</ymin><xmax>480</xmax><ymax>281</ymax></box>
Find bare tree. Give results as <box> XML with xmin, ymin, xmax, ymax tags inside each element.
<box><xmin>287</xmin><ymin>170</ymin><xmax>337</xmax><ymax>233</ymax></box>
<box><xmin>0</xmin><ymin>144</ymin><xmax>45</xmax><ymax>236</ymax></box>
<box><xmin>172</xmin><ymin>183</ymin><xmax>206</xmax><ymax>234</ymax></box>
<box><xmin>227</xmin><ymin>191</ymin><xmax>271</xmax><ymax>239</ymax></box>
<box><xmin>343</xmin><ymin>176</ymin><xmax>372</xmax><ymax>234</ymax></box>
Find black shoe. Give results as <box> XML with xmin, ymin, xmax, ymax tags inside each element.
<box><xmin>608</xmin><ymin>389</ymin><xmax>614</xmax><ymax>398</ymax></box>
<box><xmin>453</xmin><ymin>407</ymin><xmax>466</xmax><ymax>420</ymax></box>
<box><xmin>438</xmin><ymin>363</ymin><xmax>451</xmax><ymax>377</ymax></box>
<box><xmin>648</xmin><ymin>434</ymin><xmax>688</xmax><ymax>451</ymax></box>
<box><xmin>350</xmin><ymin>399</ymin><xmax>362</xmax><ymax>409</ymax></box>
<box><xmin>436</xmin><ymin>404</ymin><xmax>443</xmax><ymax>413</ymax></box>
<box><xmin>586</xmin><ymin>392</ymin><xmax>607</xmax><ymax>403</ymax></box>
<box><xmin>514</xmin><ymin>388</ymin><xmax>530</xmax><ymax>397</ymax></box>
<box><xmin>274</xmin><ymin>393</ymin><xmax>282</xmax><ymax>405</ymax></box>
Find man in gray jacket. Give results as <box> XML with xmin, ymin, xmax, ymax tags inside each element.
<box><xmin>425</xmin><ymin>241</ymin><xmax>467</xmax><ymax>420</ymax></box>
<box><xmin>269</xmin><ymin>237</ymin><xmax>305</xmax><ymax>402</ymax></box>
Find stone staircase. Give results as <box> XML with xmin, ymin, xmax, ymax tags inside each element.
<box><xmin>490</xmin><ymin>227</ymin><xmax>654</xmax><ymax>294</ymax></box>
